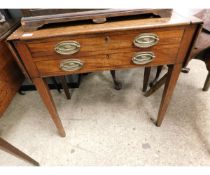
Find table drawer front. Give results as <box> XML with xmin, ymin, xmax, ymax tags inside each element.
<box><xmin>36</xmin><ymin>55</ymin><xmax>109</xmax><ymax>76</ymax></box>
<box><xmin>35</xmin><ymin>44</ymin><xmax>179</xmax><ymax>77</ymax></box>
<box><xmin>27</xmin><ymin>27</ymin><xmax>184</xmax><ymax>59</ymax></box>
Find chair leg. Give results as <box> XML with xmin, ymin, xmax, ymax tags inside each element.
<box><xmin>144</xmin><ymin>72</ymin><xmax>168</xmax><ymax>97</ymax></box>
<box><xmin>110</xmin><ymin>70</ymin><xmax>122</xmax><ymax>90</ymax></box>
<box><xmin>181</xmin><ymin>67</ymin><xmax>191</xmax><ymax>73</ymax></box>
<box><xmin>203</xmin><ymin>71</ymin><xmax>210</xmax><ymax>91</ymax></box>
<box><xmin>143</xmin><ymin>67</ymin><xmax>151</xmax><ymax>92</ymax></box>
<box><xmin>59</xmin><ymin>76</ymin><xmax>71</xmax><ymax>99</ymax></box>
<box><xmin>149</xmin><ymin>66</ymin><xmax>163</xmax><ymax>87</ymax></box>
<box><xmin>0</xmin><ymin>137</ymin><xmax>39</xmax><ymax>166</ymax></box>
<box><xmin>51</xmin><ymin>77</ymin><xmax>61</xmax><ymax>93</ymax></box>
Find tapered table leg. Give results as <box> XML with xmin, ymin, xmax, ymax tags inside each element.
<box><xmin>33</xmin><ymin>78</ymin><xmax>66</xmax><ymax>137</ymax></box>
<box><xmin>143</xmin><ymin>67</ymin><xmax>151</xmax><ymax>92</ymax></box>
<box><xmin>0</xmin><ymin>137</ymin><xmax>39</xmax><ymax>166</ymax></box>
<box><xmin>156</xmin><ymin>64</ymin><xmax>182</xmax><ymax>127</ymax></box>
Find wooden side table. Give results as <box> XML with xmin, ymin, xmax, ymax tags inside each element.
<box><xmin>7</xmin><ymin>11</ymin><xmax>202</xmax><ymax>137</ymax></box>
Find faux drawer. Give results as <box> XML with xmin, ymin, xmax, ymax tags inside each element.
<box><xmin>35</xmin><ymin>44</ymin><xmax>179</xmax><ymax>77</ymax></box>
<box><xmin>27</xmin><ymin>27</ymin><xmax>184</xmax><ymax>60</ymax></box>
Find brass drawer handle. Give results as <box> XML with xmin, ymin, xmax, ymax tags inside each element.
<box><xmin>55</xmin><ymin>41</ymin><xmax>80</xmax><ymax>55</ymax></box>
<box><xmin>133</xmin><ymin>33</ymin><xmax>159</xmax><ymax>48</ymax></box>
<box><xmin>132</xmin><ymin>52</ymin><xmax>155</xmax><ymax>65</ymax></box>
<box><xmin>60</xmin><ymin>59</ymin><xmax>83</xmax><ymax>71</ymax></box>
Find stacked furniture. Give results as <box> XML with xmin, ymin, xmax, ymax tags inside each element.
<box><xmin>190</xmin><ymin>10</ymin><xmax>210</xmax><ymax>91</ymax></box>
<box><xmin>0</xmin><ymin>11</ymin><xmax>39</xmax><ymax>166</ymax></box>
<box><xmin>143</xmin><ymin>10</ymin><xmax>209</xmax><ymax>96</ymax></box>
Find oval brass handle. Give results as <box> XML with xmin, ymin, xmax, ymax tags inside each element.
<box><xmin>132</xmin><ymin>52</ymin><xmax>155</xmax><ymax>65</ymax></box>
<box><xmin>55</xmin><ymin>41</ymin><xmax>80</xmax><ymax>55</ymax></box>
<box><xmin>60</xmin><ymin>59</ymin><xmax>83</xmax><ymax>71</ymax></box>
<box><xmin>133</xmin><ymin>33</ymin><xmax>159</xmax><ymax>48</ymax></box>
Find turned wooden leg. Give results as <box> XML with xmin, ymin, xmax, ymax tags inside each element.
<box><xmin>33</xmin><ymin>78</ymin><xmax>66</xmax><ymax>137</ymax></box>
<box><xmin>156</xmin><ymin>64</ymin><xmax>182</xmax><ymax>127</ymax></box>
<box><xmin>110</xmin><ymin>70</ymin><xmax>122</xmax><ymax>90</ymax></box>
<box><xmin>59</xmin><ymin>76</ymin><xmax>71</xmax><ymax>99</ymax></box>
<box><xmin>0</xmin><ymin>137</ymin><xmax>39</xmax><ymax>166</ymax></box>
<box><xmin>203</xmin><ymin>71</ymin><xmax>210</xmax><ymax>91</ymax></box>
<box><xmin>149</xmin><ymin>65</ymin><xmax>163</xmax><ymax>87</ymax></box>
<box><xmin>181</xmin><ymin>67</ymin><xmax>191</xmax><ymax>73</ymax></box>
<box><xmin>143</xmin><ymin>67</ymin><xmax>151</xmax><ymax>92</ymax></box>
<box><xmin>18</xmin><ymin>89</ymin><xmax>26</xmax><ymax>95</ymax></box>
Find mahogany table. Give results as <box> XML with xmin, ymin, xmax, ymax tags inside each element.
<box><xmin>7</xmin><ymin>11</ymin><xmax>202</xmax><ymax>137</ymax></box>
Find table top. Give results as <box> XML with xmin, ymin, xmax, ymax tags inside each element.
<box><xmin>8</xmin><ymin>11</ymin><xmax>202</xmax><ymax>41</ymax></box>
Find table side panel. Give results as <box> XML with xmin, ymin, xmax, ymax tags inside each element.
<box><xmin>176</xmin><ymin>24</ymin><xmax>203</xmax><ymax>64</ymax></box>
<box><xmin>0</xmin><ymin>41</ymin><xmax>24</xmax><ymax>116</ymax></box>
<box><xmin>13</xmin><ymin>41</ymin><xmax>40</xmax><ymax>78</ymax></box>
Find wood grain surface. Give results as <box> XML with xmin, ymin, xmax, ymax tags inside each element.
<box><xmin>0</xmin><ymin>40</ymin><xmax>24</xmax><ymax>116</ymax></box>
<box><xmin>26</xmin><ymin>27</ymin><xmax>184</xmax><ymax>59</ymax></box>
<box><xmin>35</xmin><ymin>44</ymin><xmax>179</xmax><ymax>77</ymax></box>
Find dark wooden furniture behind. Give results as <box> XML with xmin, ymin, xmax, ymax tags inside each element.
<box><xmin>190</xmin><ymin>10</ymin><xmax>210</xmax><ymax>91</ymax></box>
<box><xmin>143</xmin><ymin>10</ymin><xmax>210</xmax><ymax>95</ymax></box>
<box><xmin>0</xmin><ymin>18</ymin><xmax>39</xmax><ymax>166</ymax></box>
<box><xmin>0</xmin><ymin>19</ymin><xmax>24</xmax><ymax>116</ymax></box>
<box><xmin>7</xmin><ymin>11</ymin><xmax>202</xmax><ymax>137</ymax></box>
<box><xmin>20</xmin><ymin>9</ymin><xmax>172</xmax><ymax>32</ymax></box>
